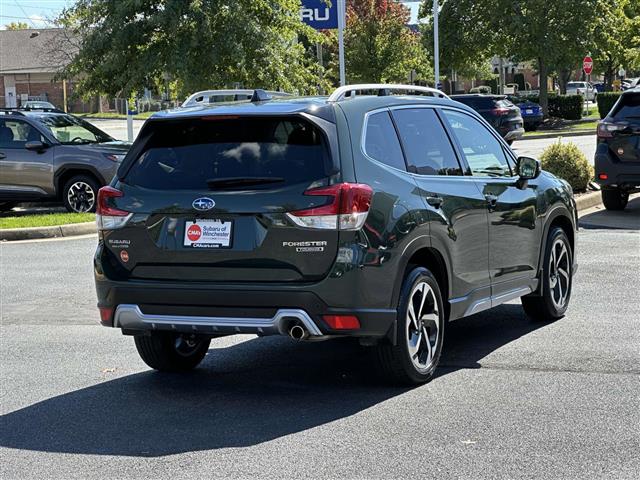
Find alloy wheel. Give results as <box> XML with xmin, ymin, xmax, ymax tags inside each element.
<box><xmin>548</xmin><ymin>238</ymin><xmax>571</xmax><ymax>309</ymax></box>
<box><xmin>406</xmin><ymin>282</ymin><xmax>440</xmax><ymax>371</ymax></box>
<box><xmin>67</xmin><ymin>181</ymin><xmax>96</xmax><ymax>212</ymax></box>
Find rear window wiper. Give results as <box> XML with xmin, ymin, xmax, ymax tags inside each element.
<box><xmin>206</xmin><ymin>176</ymin><xmax>285</xmax><ymax>189</ymax></box>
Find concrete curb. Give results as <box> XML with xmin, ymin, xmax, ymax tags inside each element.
<box><xmin>521</xmin><ymin>130</ymin><xmax>595</xmax><ymax>140</ymax></box>
<box><xmin>575</xmin><ymin>191</ymin><xmax>602</xmax><ymax>212</ymax></box>
<box><xmin>0</xmin><ymin>221</ymin><xmax>96</xmax><ymax>242</ymax></box>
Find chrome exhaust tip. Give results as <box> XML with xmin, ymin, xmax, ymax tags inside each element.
<box><xmin>289</xmin><ymin>324</ymin><xmax>309</xmax><ymax>341</ymax></box>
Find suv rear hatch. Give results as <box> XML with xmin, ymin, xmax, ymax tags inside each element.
<box><xmin>100</xmin><ymin>114</ymin><xmax>346</xmax><ymax>283</ymax></box>
<box><xmin>598</xmin><ymin>91</ymin><xmax>640</xmax><ymax>163</ymax></box>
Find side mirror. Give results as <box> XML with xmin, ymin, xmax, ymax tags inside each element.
<box><xmin>515</xmin><ymin>156</ymin><xmax>541</xmax><ymax>181</ymax></box>
<box><xmin>25</xmin><ymin>141</ymin><xmax>47</xmax><ymax>152</ymax></box>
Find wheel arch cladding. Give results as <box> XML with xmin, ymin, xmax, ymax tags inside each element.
<box><xmin>55</xmin><ymin>167</ymin><xmax>104</xmax><ymax>199</ymax></box>
<box><xmin>403</xmin><ymin>247</ymin><xmax>450</xmax><ymax>320</ymax></box>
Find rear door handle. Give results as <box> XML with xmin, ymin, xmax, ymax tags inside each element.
<box><xmin>426</xmin><ymin>196</ymin><xmax>443</xmax><ymax>209</ymax></box>
<box><xmin>0</xmin><ymin>152</ymin><xmax>6</xmax><ymax>160</ymax></box>
<box><xmin>485</xmin><ymin>194</ymin><xmax>498</xmax><ymax>209</ymax></box>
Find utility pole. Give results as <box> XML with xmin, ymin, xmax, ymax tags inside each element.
<box><xmin>433</xmin><ymin>0</ymin><xmax>439</xmax><ymax>89</ymax></box>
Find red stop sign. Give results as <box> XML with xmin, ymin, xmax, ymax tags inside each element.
<box><xmin>583</xmin><ymin>56</ymin><xmax>593</xmax><ymax>75</ymax></box>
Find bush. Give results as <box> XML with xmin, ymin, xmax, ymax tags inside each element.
<box><xmin>540</xmin><ymin>141</ymin><xmax>593</xmax><ymax>192</ymax></box>
<box><xmin>517</xmin><ymin>93</ymin><xmax>582</xmax><ymax>119</ymax></box>
<box><xmin>596</xmin><ymin>92</ymin><xmax>622</xmax><ymax>119</ymax></box>
<box><xmin>549</xmin><ymin>95</ymin><xmax>583</xmax><ymax>120</ymax></box>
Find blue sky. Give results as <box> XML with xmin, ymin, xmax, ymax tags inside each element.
<box><xmin>0</xmin><ymin>0</ymin><xmax>71</xmax><ymax>29</ymax></box>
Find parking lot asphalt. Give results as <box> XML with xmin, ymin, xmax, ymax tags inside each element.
<box><xmin>1</xmin><ymin>205</ymin><xmax>639</xmax><ymax>479</ymax></box>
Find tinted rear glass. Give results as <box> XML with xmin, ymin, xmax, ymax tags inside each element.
<box><xmin>124</xmin><ymin>117</ymin><xmax>332</xmax><ymax>190</ymax></box>
<box><xmin>454</xmin><ymin>97</ymin><xmax>494</xmax><ymax>109</ymax></box>
<box><xmin>612</xmin><ymin>93</ymin><xmax>640</xmax><ymax>122</ymax></box>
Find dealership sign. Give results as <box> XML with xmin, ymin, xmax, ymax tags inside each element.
<box><xmin>300</xmin><ymin>0</ymin><xmax>338</xmax><ymax>29</ymax></box>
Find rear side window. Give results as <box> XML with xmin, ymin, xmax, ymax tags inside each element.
<box><xmin>391</xmin><ymin>108</ymin><xmax>462</xmax><ymax>175</ymax></box>
<box><xmin>363</xmin><ymin>111</ymin><xmax>406</xmax><ymax>170</ymax></box>
<box><xmin>124</xmin><ymin>117</ymin><xmax>332</xmax><ymax>190</ymax></box>
<box><xmin>612</xmin><ymin>93</ymin><xmax>640</xmax><ymax>122</ymax></box>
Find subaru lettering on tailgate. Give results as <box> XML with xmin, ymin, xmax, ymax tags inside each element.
<box><xmin>192</xmin><ymin>197</ymin><xmax>216</xmax><ymax>211</ymax></box>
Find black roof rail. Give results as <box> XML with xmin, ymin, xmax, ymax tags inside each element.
<box><xmin>251</xmin><ymin>89</ymin><xmax>273</xmax><ymax>102</ymax></box>
<box><xmin>0</xmin><ymin>107</ymin><xmax>65</xmax><ymax>114</ymax></box>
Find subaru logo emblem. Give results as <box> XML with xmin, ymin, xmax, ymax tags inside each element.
<box><xmin>192</xmin><ymin>197</ymin><xmax>215</xmax><ymax>211</ymax></box>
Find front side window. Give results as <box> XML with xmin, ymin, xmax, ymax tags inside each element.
<box><xmin>442</xmin><ymin>109</ymin><xmax>512</xmax><ymax>177</ymax></box>
<box><xmin>391</xmin><ymin>108</ymin><xmax>462</xmax><ymax>175</ymax></box>
<box><xmin>363</xmin><ymin>111</ymin><xmax>406</xmax><ymax>171</ymax></box>
<box><xmin>36</xmin><ymin>114</ymin><xmax>112</xmax><ymax>144</ymax></box>
<box><xmin>0</xmin><ymin>119</ymin><xmax>45</xmax><ymax>149</ymax></box>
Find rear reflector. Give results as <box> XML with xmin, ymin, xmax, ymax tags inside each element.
<box><xmin>598</xmin><ymin>173</ymin><xmax>608</xmax><ymax>180</ymax></box>
<box><xmin>287</xmin><ymin>183</ymin><xmax>373</xmax><ymax>230</ymax></box>
<box><xmin>96</xmin><ymin>186</ymin><xmax>131</xmax><ymax>230</ymax></box>
<box><xmin>99</xmin><ymin>306</ymin><xmax>114</xmax><ymax>326</ymax></box>
<box><xmin>322</xmin><ymin>315</ymin><xmax>360</xmax><ymax>330</ymax></box>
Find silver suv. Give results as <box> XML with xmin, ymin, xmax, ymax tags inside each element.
<box><xmin>0</xmin><ymin>109</ymin><xmax>130</xmax><ymax>213</ymax></box>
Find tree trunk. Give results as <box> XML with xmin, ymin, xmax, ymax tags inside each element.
<box><xmin>538</xmin><ymin>57</ymin><xmax>548</xmax><ymax>117</ymax></box>
<box><xmin>558</xmin><ymin>68</ymin><xmax>572</xmax><ymax>95</ymax></box>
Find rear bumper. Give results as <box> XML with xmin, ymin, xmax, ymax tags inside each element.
<box><xmin>522</xmin><ymin>115</ymin><xmax>543</xmax><ymax>125</ymax></box>
<box><xmin>96</xmin><ymin>277</ymin><xmax>397</xmax><ymax>338</ymax></box>
<box><xmin>501</xmin><ymin>126</ymin><xmax>525</xmax><ymax>141</ymax></box>
<box><xmin>594</xmin><ymin>150</ymin><xmax>640</xmax><ymax>190</ymax></box>
<box><xmin>114</xmin><ymin>304</ymin><xmax>325</xmax><ymax>337</ymax></box>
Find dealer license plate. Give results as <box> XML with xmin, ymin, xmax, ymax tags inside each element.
<box><xmin>184</xmin><ymin>219</ymin><xmax>232</xmax><ymax>248</ymax></box>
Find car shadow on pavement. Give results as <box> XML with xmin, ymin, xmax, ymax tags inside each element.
<box><xmin>0</xmin><ymin>304</ymin><xmax>547</xmax><ymax>457</ymax></box>
<box><xmin>579</xmin><ymin>196</ymin><xmax>640</xmax><ymax>230</ymax></box>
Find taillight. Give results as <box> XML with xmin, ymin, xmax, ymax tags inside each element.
<box><xmin>492</xmin><ymin>108</ymin><xmax>510</xmax><ymax>116</ymax></box>
<box><xmin>286</xmin><ymin>183</ymin><xmax>373</xmax><ymax>230</ymax></box>
<box><xmin>597</xmin><ymin>121</ymin><xmax>626</xmax><ymax>139</ymax></box>
<box><xmin>96</xmin><ymin>186</ymin><xmax>131</xmax><ymax>230</ymax></box>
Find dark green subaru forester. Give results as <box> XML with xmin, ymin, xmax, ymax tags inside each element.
<box><xmin>94</xmin><ymin>85</ymin><xmax>578</xmax><ymax>385</ymax></box>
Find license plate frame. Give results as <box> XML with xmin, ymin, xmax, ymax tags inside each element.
<box><xmin>184</xmin><ymin>219</ymin><xmax>233</xmax><ymax>249</ymax></box>
<box><xmin>525</xmin><ymin>109</ymin><xmax>533</xmax><ymax>114</ymax></box>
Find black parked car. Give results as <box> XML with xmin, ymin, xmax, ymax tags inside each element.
<box><xmin>595</xmin><ymin>87</ymin><xmax>640</xmax><ymax>210</ymax></box>
<box><xmin>451</xmin><ymin>94</ymin><xmax>525</xmax><ymax>143</ymax></box>
<box><xmin>94</xmin><ymin>85</ymin><xmax>577</xmax><ymax>385</ymax></box>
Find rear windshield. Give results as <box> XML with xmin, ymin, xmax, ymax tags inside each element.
<box><xmin>455</xmin><ymin>97</ymin><xmax>494</xmax><ymax>109</ymax></box>
<box><xmin>123</xmin><ymin>116</ymin><xmax>332</xmax><ymax>190</ymax></box>
<box><xmin>612</xmin><ymin>93</ymin><xmax>640</xmax><ymax>122</ymax></box>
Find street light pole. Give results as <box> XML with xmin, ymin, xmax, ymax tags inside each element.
<box><xmin>433</xmin><ymin>0</ymin><xmax>439</xmax><ymax>89</ymax></box>
<box><xmin>338</xmin><ymin>0</ymin><xmax>346</xmax><ymax>86</ymax></box>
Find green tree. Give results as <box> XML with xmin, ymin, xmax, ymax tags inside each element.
<box><xmin>5</xmin><ymin>22</ymin><xmax>29</xmax><ymax>30</ymax></box>
<box><xmin>340</xmin><ymin>0</ymin><xmax>432</xmax><ymax>84</ymax></box>
<box><xmin>591</xmin><ymin>0</ymin><xmax>640</xmax><ymax>89</ymax></box>
<box><xmin>56</xmin><ymin>0</ymin><xmax>327</xmax><ymax>98</ymax></box>
<box><xmin>419</xmin><ymin>0</ymin><xmax>495</xmax><ymax>82</ymax></box>
<box><xmin>425</xmin><ymin>0</ymin><xmax>601</xmax><ymax>115</ymax></box>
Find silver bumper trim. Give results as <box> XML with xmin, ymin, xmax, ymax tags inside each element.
<box><xmin>113</xmin><ymin>304</ymin><xmax>324</xmax><ymax>336</ymax></box>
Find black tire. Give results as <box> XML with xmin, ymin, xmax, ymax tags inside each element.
<box><xmin>375</xmin><ymin>267</ymin><xmax>445</xmax><ymax>385</ymax></box>
<box><xmin>522</xmin><ymin>227</ymin><xmax>572</xmax><ymax>321</ymax></box>
<box><xmin>62</xmin><ymin>174</ymin><xmax>101</xmax><ymax>213</ymax></box>
<box><xmin>134</xmin><ymin>332</ymin><xmax>211</xmax><ymax>372</ymax></box>
<box><xmin>601</xmin><ymin>188</ymin><xmax>629</xmax><ymax>211</ymax></box>
<box><xmin>0</xmin><ymin>202</ymin><xmax>17</xmax><ymax>212</ymax></box>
